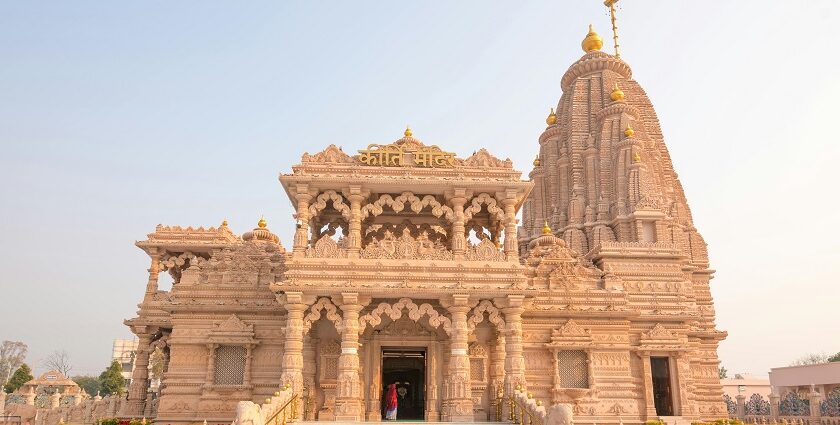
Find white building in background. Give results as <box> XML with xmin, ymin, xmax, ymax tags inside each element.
<box><xmin>111</xmin><ymin>339</ymin><xmax>138</xmax><ymax>384</ymax></box>
<box><xmin>770</xmin><ymin>362</ymin><xmax>840</xmax><ymax>397</ymax></box>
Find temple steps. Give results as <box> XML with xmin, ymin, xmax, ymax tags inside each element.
<box><xmin>296</xmin><ymin>422</ymin><xmax>501</xmax><ymax>425</ymax></box>
<box><xmin>657</xmin><ymin>416</ymin><xmax>693</xmax><ymax>425</ymax></box>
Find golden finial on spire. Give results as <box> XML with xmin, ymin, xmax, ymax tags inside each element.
<box><xmin>221</xmin><ymin>218</ymin><xmax>228</xmax><ymax>227</ymax></box>
<box><xmin>404</xmin><ymin>126</ymin><xmax>413</xmax><ymax>137</ymax></box>
<box><xmin>582</xmin><ymin>24</ymin><xmax>603</xmax><ymax>53</ymax></box>
<box><xmin>604</xmin><ymin>0</ymin><xmax>621</xmax><ymax>58</ymax></box>
<box><xmin>542</xmin><ymin>221</ymin><xmax>552</xmax><ymax>235</ymax></box>
<box><xmin>632</xmin><ymin>151</ymin><xmax>642</xmax><ymax>163</ymax></box>
<box><xmin>624</xmin><ymin>124</ymin><xmax>635</xmax><ymax>138</ymax></box>
<box><xmin>257</xmin><ymin>215</ymin><xmax>267</xmax><ymax>228</ymax></box>
<box><xmin>610</xmin><ymin>82</ymin><xmax>625</xmax><ymax>102</ymax></box>
<box><xmin>545</xmin><ymin>107</ymin><xmax>557</xmax><ymax>126</ymax></box>
<box><xmin>533</xmin><ymin>155</ymin><xmax>541</xmax><ymax>167</ymax></box>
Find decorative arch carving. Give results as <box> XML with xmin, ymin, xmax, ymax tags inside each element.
<box><xmin>359</xmin><ymin>298</ymin><xmax>452</xmax><ymax>335</ymax></box>
<box><xmin>308</xmin><ymin>190</ymin><xmax>351</xmax><ymax>220</ymax></box>
<box><xmin>363</xmin><ymin>220</ymin><xmax>449</xmax><ymax>246</ymax></box>
<box><xmin>361</xmin><ymin>192</ymin><xmax>454</xmax><ymax>221</ymax></box>
<box><xmin>467</xmin><ymin>299</ymin><xmax>506</xmax><ymax>331</ymax></box>
<box><xmin>463</xmin><ymin>193</ymin><xmax>506</xmax><ymax>223</ymax></box>
<box><xmin>303</xmin><ymin>297</ymin><xmax>343</xmax><ymax>333</ymax></box>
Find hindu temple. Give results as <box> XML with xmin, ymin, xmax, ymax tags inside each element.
<box><xmin>115</xmin><ymin>23</ymin><xmax>727</xmax><ymax>425</ymax></box>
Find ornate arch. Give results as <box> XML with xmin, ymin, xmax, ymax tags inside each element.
<box><xmin>303</xmin><ymin>297</ymin><xmax>343</xmax><ymax>333</ymax></box>
<box><xmin>361</xmin><ymin>192</ymin><xmax>454</xmax><ymax>221</ymax></box>
<box><xmin>463</xmin><ymin>193</ymin><xmax>506</xmax><ymax>223</ymax></box>
<box><xmin>359</xmin><ymin>297</ymin><xmax>452</xmax><ymax>335</ymax></box>
<box><xmin>467</xmin><ymin>299</ymin><xmax>506</xmax><ymax>331</ymax></box>
<box><xmin>308</xmin><ymin>190</ymin><xmax>351</xmax><ymax>220</ymax></box>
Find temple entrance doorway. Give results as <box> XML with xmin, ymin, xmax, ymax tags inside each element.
<box><xmin>651</xmin><ymin>356</ymin><xmax>675</xmax><ymax>416</ymax></box>
<box><xmin>381</xmin><ymin>348</ymin><xmax>426</xmax><ymax>421</ymax></box>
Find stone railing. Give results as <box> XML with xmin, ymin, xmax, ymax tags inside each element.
<box><xmin>729</xmin><ymin>390</ymin><xmax>840</xmax><ymax>425</ymax></box>
<box><xmin>231</xmin><ymin>386</ymin><xmax>295</xmax><ymax>425</ymax></box>
<box><xmin>1</xmin><ymin>393</ymin><xmax>124</xmax><ymax>425</ymax></box>
<box><xmin>508</xmin><ymin>385</ymin><xmax>572</xmax><ymax>425</ymax></box>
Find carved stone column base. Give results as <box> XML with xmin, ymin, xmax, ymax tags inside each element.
<box><xmin>333</xmin><ymin>399</ymin><xmax>363</xmax><ymax>421</ymax></box>
<box><xmin>442</xmin><ymin>399</ymin><xmax>475</xmax><ymax>422</ymax></box>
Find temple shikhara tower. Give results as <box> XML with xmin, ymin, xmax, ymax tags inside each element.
<box><xmin>111</xmin><ymin>21</ymin><xmax>726</xmax><ymax>425</ymax></box>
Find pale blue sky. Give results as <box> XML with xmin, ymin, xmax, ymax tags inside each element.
<box><xmin>1</xmin><ymin>1</ymin><xmax>838</xmax><ymax>377</ymax></box>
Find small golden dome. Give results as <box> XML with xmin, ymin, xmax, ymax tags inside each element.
<box><xmin>624</xmin><ymin>125</ymin><xmax>635</xmax><ymax>138</ymax></box>
<box><xmin>632</xmin><ymin>152</ymin><xmax>642</xmax><ymax>163</ymax></box>
<box><xmin>533</xmin><ymin>155</ymin><xmax>541</xmax><ymax>167</ymax></box>
<box><xmin>542</xmin><ymin>221</ymin><xmax>552</xmax><ymax>235</ymax></box>
<box><xmin>221</xmin><ymin>219</ymin><xmax>228</xmax><ymax>227</ymax></box>
<box><xmin>257</xmin><ymin>216</ymin><xmax>267</xmax><ymax>228</ymax></box>
<box><xmin>610</xmin><ymin>83</ymin><xmax>625</xmax><ymax>102</ymax></box>
<box><xmin>582</xmin><ymin>24</ymin><xmax>603</xmax><ymax>53</ymax></box>
<box><xmin>545</xmin><ymin>107</ymin><xmax>557</xmax><ymax>126</ymax></box>
<box><xmin>404</xmin><ymin>126</ymin><xmax>413</xmax><ymax>137</ymax></box>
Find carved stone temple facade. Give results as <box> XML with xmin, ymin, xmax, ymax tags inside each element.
<box><xmin>120</xmin><ymin>27</ymin><xmax>727</xmax><ymax>425</ymax></box>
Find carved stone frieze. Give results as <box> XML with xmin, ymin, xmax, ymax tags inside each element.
<box><xmin>360</xmin><ymin>228</ymin><xmax>452</xmax><ymax>260</ymax></box>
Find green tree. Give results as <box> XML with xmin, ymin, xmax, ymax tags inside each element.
<box><xmin>72</xmin><ymin>375</ymin><xmax>101</xmax><ymax>396</ymax></box>
<box><xmin>829</xmin><ymin>352</ymin><xmax>840</xmax><ymax>362</ymax></box>
<box><xmin>98</xmin><ymin>360</ymin><xmax>126</xmax><ymax>396</ymax></box>
<box><xmin>719</xmin><ymin>366</ymin><xmax>728</xmax><ymax>379</ymax></box>
<box><xmin>4</xmin><ymin>363</ymin><xmax>34</xmax><ymax>393</ymax></box>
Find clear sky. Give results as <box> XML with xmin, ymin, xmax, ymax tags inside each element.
<box><xmin>1</xmin><ymin>1</ymin><xmax>838</xmax><ymax>378</ymax></box>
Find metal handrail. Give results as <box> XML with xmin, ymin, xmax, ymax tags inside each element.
<box><xmin>263</xmin><ymin>394</ymin><xmax>298</xmax><ymax>425</ymax></box>
<box><xmin>508</xmin><ymin>395</ymin><xmax>541</xmax><ymax>425</ymax></box>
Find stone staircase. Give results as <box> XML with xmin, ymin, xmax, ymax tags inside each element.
<box><xmin>657</xmin><ymin>416</ymin><xmax>694</xmax><ymax>425</ymax></box>
<box><xmin>296</xmin><ymin>422</ymin><xmax>501</xmax><ymax>425</ymax></box>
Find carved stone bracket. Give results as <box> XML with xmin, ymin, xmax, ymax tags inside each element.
<box><xmin>303</xmin><ymin>297</ymin><xmax>344</xmax><ymax>333</ymax></box>
<box><xmin>361</xmin><ymin>191</ymin><xmax>454</xmax><ymax>222</ymax></box>
<box><xmin>358</xmin><ymin>298</ymin><xmax>452</xmax><ymax>335</ymax></box>
<box><xmin>467</xmin><ymin>299</ymin><xmax>506</xmax><ymax>331</ymax></box>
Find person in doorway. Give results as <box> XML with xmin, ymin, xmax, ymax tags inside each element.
<box><xmin>385</xmin><ymin>382</ymin><xmax>398</xmax><ymax>420</ymax></box>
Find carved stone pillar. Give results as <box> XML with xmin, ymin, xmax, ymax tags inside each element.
<box><xmin>302</xmin><ymin>334</ymin><xmax>318</xmax><ymax>420</ymax></box>
<box><xmin>49</xmin><ymin>391</ymin><xmax>60</xmax><ymax>409</ymax></box>
<box><xmin>673</xmin><ymin>352</ymin><xmax>693</xmax><ymax>416</ymax></box>
<box><xmin>809</xmin><ymin>386</ymin><xmax>823</xmax><ymax>421</ymax></box>
<box><xmin>501</xmin><ymin>194</ymin><xmax>518</xmax><ymax>261</ymax></box>
<box><xmin>280</xmin><ymin>292</ymin><xmax>308</xmax><ymax>418</ymax></box>
<box><xmin>449</xmin><ymin>191</ymin><xmax>468</xmax><ymax>259</ymax></box>
<box><xmin>24</xmin><ymin>387</ymin><xmax>35</xmax><ymax>405</ymax></box>
<box><xmin>143</xmin><ymin>252</ymin><xmax>161</xmax><ymax>301</ymax></box>
<box><xmin>769</xmin><ymin>392</ymin><xmax>780</xmax><ymax>421</ymax></box>
<box><xmin>490</xmin><ymin>334</ymin><xmax>506</xmax><ymax>420</ymax></box>
<box><xmin>335</xmin><ymin>293</ymin><xmax>362</xmax><ymax>421</ymax></box>
<box><xmin>120</xmin><ymin>333</ymin><xmax>153</xmax><ymax>416</ymax></box>
<box><xmin>736</xmin><ymin>394</ymin><xmax>746</xmax><ymax>418</ymax></box>
<box><xmin>426</xmin><ymin>341</ymin><xmax>439</xmax><ymax>421</ymax></box>
<box><xmin>502</xmin><ymin>296</ymin><xmax>525</xmax><ymax>397</ymax></box>
<box><xmin>204</xmin><ymin>343</ymin><xmax>218</xmax><ymax>386</ymax></box>
<box><xmin>293</xmin><ymin>189</ymin><xmax>314</xmax><ymax>253</ymax></box>
<box><xmin>346</xmin><ymin>188</ymin><xmax>365</xmax><ymax>259</ymax></box>
<box><xmin>243</xmin><ymin>345</ymin><xmax>255</xmax><ymax>388</ymax></box>
<box><xmin>444</xmin><ymin>294</ymin><xmax>473</xmax><ymax>422</ymax></box>
<box><xmin>367</xmin><ymin>336</ymin><xmax>382</xmax><ymax>421</ymax></box>
<box><xmin>638</xmin><ymin>352</ymin><xmax>658</xmax><ymax>420</ymax></box>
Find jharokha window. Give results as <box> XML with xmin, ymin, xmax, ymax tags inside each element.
<box><xmin>557</xmin><ymin>350</ymin><xmax>589</xmax><ymax>388</ymax></box>
<box><xmin>214</xmin><ymin>345</ymin><xmax>247</xmax><ymax>386</ymax></box>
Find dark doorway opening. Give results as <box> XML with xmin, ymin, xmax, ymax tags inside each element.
<box><xmin>382</xmin><ymin>348</ymin><xmax>426</xmax><ymax>421</ymax></box>
<box><xmin>651</xmin><ymin>356</ymin><xmax>674</xmax><ymax>416</ymax></box>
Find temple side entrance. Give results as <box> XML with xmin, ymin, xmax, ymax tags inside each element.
<box><xmin>381</xmin><ymin>348</ymin><xmax>426</xmax><ymax>421</ymax></box>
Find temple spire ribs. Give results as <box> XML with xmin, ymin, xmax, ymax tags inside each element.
<box><xmin>522</xmin><ymin>25</ymin><xmax>709</xmax><ymax>268</ymax></box>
